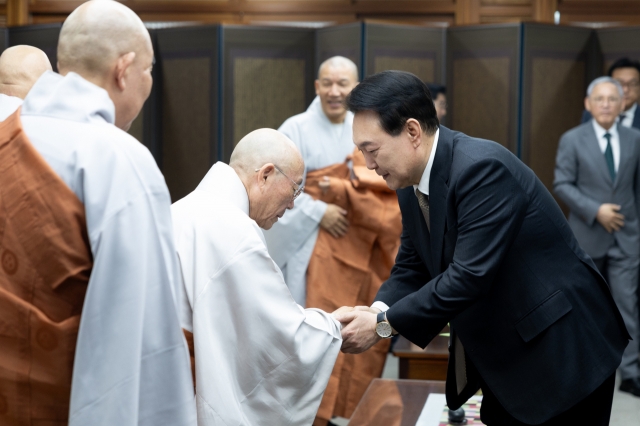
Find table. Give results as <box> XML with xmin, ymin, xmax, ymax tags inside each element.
<box><xmin>348</xmin><ymin>379</ymin><xmax>446</xmax><ymax>426</ymax></box>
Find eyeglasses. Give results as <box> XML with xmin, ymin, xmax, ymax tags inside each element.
<box><xmin>616</xmin><ymin>79</ymin><xmax>640</xmax><ymax>89</ymax></box>
<box><xmin>255</xmin><ymin>164</ymin><xmax>305</xmax><ymax>200</ymax></box>
<box><xmin>591</xmin><ymin>96</ymin><xmax>622</xmax><ymax>105</ymax></box>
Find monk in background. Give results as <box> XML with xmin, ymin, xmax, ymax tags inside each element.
<box><xmin>0</xmin><ymin>45</ymin><xmax>51</xmax><ymax>119</ymax></box>
<box><xmin>0</xmin><ymin>1</ymin><xmax>195</xmax><ymax>425</ymax></box>
<box><xmin>264</xmin><ymin>56</ymin><xmax>402</xmax><ymax>425</ymax></box>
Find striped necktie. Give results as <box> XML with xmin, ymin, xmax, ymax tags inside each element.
<box><xmin>415</xmin><ymin>189</ymin><xmax>430</xmax><ymax>232</ymax></box>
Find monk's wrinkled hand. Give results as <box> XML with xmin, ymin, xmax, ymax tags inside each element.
<box><xmin>332</xmin><ymin>306</ymin><xmax>354</xmax><ymax>316</ymax></box>
<box><xmin>335</xmin><ymin>311</ymin><xmax>381</xmax><ymax>354</ymax></box>
<box><xmin>354</xmin><ymin>305</ymin><xmax>381</xmax><ymax>314</ymax></box>
<box><xmin>320</xmin><ymin>204</ymin><xmax>349</xmax><ymax>238</ymax></box>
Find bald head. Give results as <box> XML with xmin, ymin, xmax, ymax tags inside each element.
<box><xmin>318</xmin><ymin>56</ymin><xmax>358</xmax><ymax>81</ymax></box>
<box><xmin>230</xmin><ymin>128</ymin><xmax>303</xmax><ymax>177</ymax></box>
<box><xmin>0</xmin><ymin>46</ymin><xmax>52</xmax><ymax>99</ymax></box>
<box><xmin>58</xmin><ymin>0</ymin><xmax>150</xmax><ymax>77</ymax></box>
<box><xmin>57</xmin><ymin>0</ymin><xmax>155</xmax><ymax>131</ymax></box>
<box><xmin>230</xmin><ymin>129</ymin><xmax>304</xmax><ymax>229</ymax></box>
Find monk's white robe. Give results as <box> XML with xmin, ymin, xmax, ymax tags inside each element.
<box><xmin>21</xmin><ymin>71</ymin><xmax>196</xmax><ymax>426</ymax></box>
<box><xmin>172</xmin><ymin>162</ymin><xmax>342</xmax><ymax>426</ymax></box>
<box><xmin>263</xmin><ymin>96</ymin><xmax>354</xmax><ymax>305</ymax></box>
<box><xmin>0</xmin><ymin>93</ymin><xmax>22</xmax><ymax>120</ymax></box>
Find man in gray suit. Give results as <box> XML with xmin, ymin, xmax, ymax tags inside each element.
<box><xmin>555</xmin><ymin>76</ymin><xmax>640</xmax><ymax>397</ymax></box>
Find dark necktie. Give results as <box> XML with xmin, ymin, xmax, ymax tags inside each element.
<box><xmin>415</xmin><ymin>189</ymin><xmax>430</xmax><ymax>232</ymax></box>
<box><xmin>604</xmin><ymin>132</ymin><xmax>616</xmax><ymax>181</ymax></box>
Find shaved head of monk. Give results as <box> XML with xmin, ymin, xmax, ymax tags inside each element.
<box><xmin>230</xmin><ymin>128</ymin><xmax>305</xmax><ymax>230</ymax></box>
<box><xmin>57</xmin><ymin>0</ymin><xmax>153</xmax><ymax>131</ymax></box>
<box><xmin>0</xmin><ymin>45</ymin><xmax>52</xmax><ymax>99</ymax></box>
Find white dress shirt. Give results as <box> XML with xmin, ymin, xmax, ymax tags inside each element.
<box><xmin>372</xmin><ymin>128</ymin><xmax>440</xmax><ymax>314</ymax></box>
<box><xmin>618</xmin><ymin>102</ymin><xmax>637</xmax><ymax>128</ymax></box>
<box><xmin>592</xmin><ymin>119</ymin><xmax>620</xmax><ymax>173</ymax></box>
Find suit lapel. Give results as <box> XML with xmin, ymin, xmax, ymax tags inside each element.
<box><xmin>633</xmin><ymin>106</ymin><xmax>640</xmax><ymax>130</ymax></box>
<box><xmin>429</xmin><ymin>126</ymin><xmax>453</xmax><ymax>276</ymax></box>
<box><xmin>584</xmin><ymin>124</ymin><xmax>614</xmax><ymax>185</ymax></box>
<box><xmin>616</xmin><ymin>124</ymin><xmax>629</xmax><ymax>189</ymax></box>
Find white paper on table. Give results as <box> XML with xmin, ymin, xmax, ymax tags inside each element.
<box><xmin>415</xmin><ymin>393</ymin><xmax>447</xmax><ymax>426</ymax></box>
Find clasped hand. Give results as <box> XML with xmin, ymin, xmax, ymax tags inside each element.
<box><xmin>331</xmin><ymin>306</ymin><xmax>383</xmax><ymax>354</ymax></box>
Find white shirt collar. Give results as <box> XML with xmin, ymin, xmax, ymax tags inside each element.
<box><xmin>592</xmin><ymin>119</ymin><xmax>618</xmax><ymax>140</ymax></box>
<box><xmin>413</xmin><ymin>128</ymin><xmax>440</xmax><ymax>196</ymax></box>
<box><xmin>623</xmin><ymin>102</ymin><xmax>637</xmax><ymax>119</ymax></box>
<box><xmin>197</xmin><ymin>162</ymin><xmax>250</xmax><ymax>216</ymax></box>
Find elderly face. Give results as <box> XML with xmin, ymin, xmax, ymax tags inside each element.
<box><xmin>612</xmin><ymin>67</ymin><xmax>640</xmax><ymax>111</ymax></box>
<box><xmin>353</xmin><ymin>111</ymin><xmax>425</xmax><ymax>191</ymax></box>
<box><xmin>250</xmin><ymin>162</ymin><xmax>304</xmax><ymax>230</ymax></box>
<box><xmin>117</xmin><ymin>35</ymin><xmax>154</xmax><ymax>131</ymax></box>
<box><xmin>585</xmin><ymin>82</ymin><xmax>623</xmax><ymax>130</ymax></box>
<box><xmin>315</xmin><ymin>65</ymin><xmax>358</xmax><ymax>124</ymax></box>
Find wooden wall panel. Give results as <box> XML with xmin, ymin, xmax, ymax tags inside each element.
<box><xmin>316</xmin><ymin>22</ymin><xmax>361</xmax><ymax>77</ymax></box>
<box><xmin>221</xmin><ymin>25</ymin><xmax>315</xmax><ymax>161</ymax></box>
<box><xmin>596</xmin><ymin>27</ymin><xmax>640</xmax><ymax>75</ymax></box>
<box><xmin>520</xmin><ymin>24</ymin><xmax>593</xmax><ymax>196</ymax></box>
<box><xmin>156</xmin><ymin>25</ymin><xmax>220</xmax><ymax>201</ymax></box>
<box><xmin>364</xmin><ymin>23</ymin><xmax>445</xmax><ymax>86</ymax></box>
<box><xmin>447</xmin><ymin>24</ymin><xmax>520</xmax><ymax>152</ymax></box>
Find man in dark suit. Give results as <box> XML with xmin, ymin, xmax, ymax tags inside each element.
<box><xmin>555</xmin><ymin>76</ymin><xmax>640</xmax><ymax>397</ymax></box>
<box><xmin>335</xmin><ymin>71</ymin><xmax>629</xmax><ymax>425</ymax></box>
<box><xmin>582</xmin><ymin>57</ymin><xmax>640</xmax><ymax>130</ymax></box>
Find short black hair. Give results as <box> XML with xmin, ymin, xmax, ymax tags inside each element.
<box><xmin>345</xmin><ymin>70</ymin><xmax>439</xmax><ymax>136</ymax></box>
<box><xmin>427</xmin><ymin>83</ymin><xmax>446</xmax><ymax>98</ymax></box>
<box><xmin>608</xmin><ymin>57</ymin><xmax>640</xmax><ymax>77</ymax></box>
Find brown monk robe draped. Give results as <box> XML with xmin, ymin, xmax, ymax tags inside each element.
<box><xmin>305</xmin><ymin>148</ymin><xmax>402</xmax><ymax>421</ymax></box>
<box><xmin>0</xmin><ymin>110</ymin><xmax>92</xmax><ymax>425</ymax></box>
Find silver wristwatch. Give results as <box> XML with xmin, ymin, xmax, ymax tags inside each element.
<box><xmin>375</xmin><ymin>312</ymin><xmax>393</xmax><ymax>338</ymax></box>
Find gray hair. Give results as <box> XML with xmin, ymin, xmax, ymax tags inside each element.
<box><xmin>587</xmin><ymin>76</ymin><xmax>624</xmax><ymax>98</ymax></box>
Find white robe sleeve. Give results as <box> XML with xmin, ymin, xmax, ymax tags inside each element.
<box><xmin>193</xmin><ymin>241</ymin><xmax>341</xmax><ymax>426</ymax></box>
<box><xmin>69</xmin><ymin>190</ymin><xmax>196</xmax><ymax>426</ymax></box>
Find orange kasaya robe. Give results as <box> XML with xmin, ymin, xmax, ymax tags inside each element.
<box><xmin>305</xmin><ymin>148</ymin><xmax>402</xmax><ymax>420</ymax></box>
<box><xmin>0</xmin><ymin>110</ymin><xmax>92</xmax><ymax>425</ymax></box>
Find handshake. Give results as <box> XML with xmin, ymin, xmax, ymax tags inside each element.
<box><xmin>330</xmin><ymin>306</ymin><xmax>390</xmax><ymax>354</ymax></box>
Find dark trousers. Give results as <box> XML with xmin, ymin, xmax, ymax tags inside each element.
<box><xmin>479</xmin><ymin>374</ymin><xmax>615</xmax><ymax>426</ymax></box>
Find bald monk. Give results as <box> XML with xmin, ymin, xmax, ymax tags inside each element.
<box><xmin>172</xmin><ymin>128</ymin><xmax>343</xmax><ymax>426</ymax></box>
<box><xmin>0</xmin><ymin>45</ymin><xmax>51</xmax><ymax>119</ymax></box>
<box><xmin>263</xmin><ymin>56</ymin><xmax>402</xmax><ymax>424</ymax></box>
<box><xmin>0</xmin><ymin>1</ymin><xmax>195</xmax><ymax>426</ymax></box>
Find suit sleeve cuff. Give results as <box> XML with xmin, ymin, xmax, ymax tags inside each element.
<box><xmin>371</xmin><ymin>301</ymin><xmax>389</xmax><ymax>312</ymax></box>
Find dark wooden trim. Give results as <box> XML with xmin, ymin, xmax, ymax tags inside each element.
<box><xmin>481</xmin><ymin>5</ymin><xmax>533</xmax><ymax>17</ymax></box>
<box><xmin>30</xmin><ymin>0</ymin><xmax>456</xmax><ymax>15</ymax></box>
<box><xmin>558</xmin><ymin>1</ymin><xmax>640</xmax><ymax>15</ymax></box>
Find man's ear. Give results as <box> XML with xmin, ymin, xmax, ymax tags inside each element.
<box><xmin>584</xmin><ymin>96</ymin><xmax>591</xmax><ymax>113</ymax></box>
<box><xmin>257</xmin><ymin>164</ymin><xmax>276</xmax><ymax>188</ymax></box>
<box><xmin>406</xmin><ymin>118</ymin><xmax>423</xmax><ymax>147</ymax></box>
<box><xmin>114</xmin><ymin>52</ymin><xmax>136</xmax><ymax>91</ymax></box>
<box><xmin>314</xmin><ymin>79</ymin><xmax>321</xmax><ymax>96</ymax></box>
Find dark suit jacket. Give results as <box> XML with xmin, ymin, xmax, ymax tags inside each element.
<box><xmin>376</xmin><ymin>126</ymin><xmax>629</xmax><ymax>424</ymax></box>
<box><xmin>582</xmin><ymin>106</ymin><xmax>640</xmax><ymax>129</ymax></box>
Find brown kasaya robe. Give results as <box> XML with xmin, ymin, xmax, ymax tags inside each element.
<box><xmin>0</xmin><ymin>110</ymin><xmax>92</xmax><ymax>425</ymax></box>
<box><xmin>305</xmin><ymin>149</ymin><xmax>402</xmax><ymax>420</ymax></box>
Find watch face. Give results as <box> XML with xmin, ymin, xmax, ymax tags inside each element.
<box><xmin>376</xmin><ymin>322</ymin><xmax>393</xmax><ymax>338</ymax></box>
